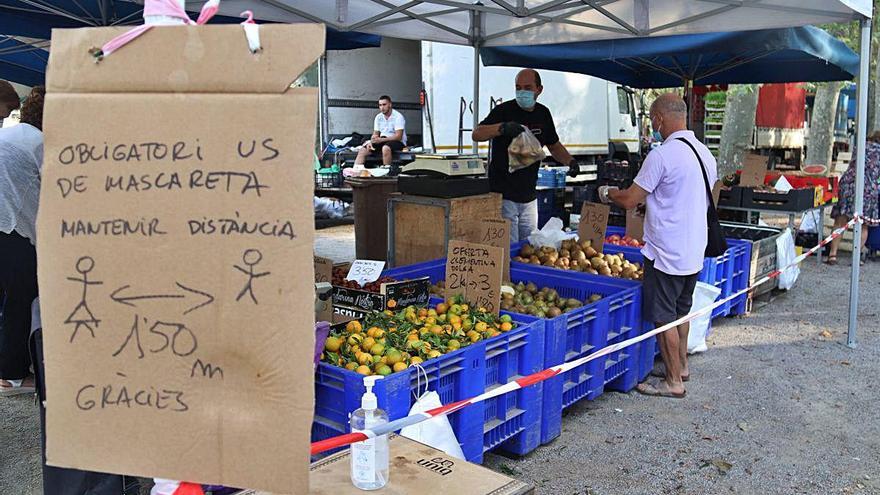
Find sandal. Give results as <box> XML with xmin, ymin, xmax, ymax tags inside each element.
<box><xmin>826</xmin><ymin>255</ymin><xmax>838</xmax><ymax>265</ymax></box>
<box><xmin>636</xmin><ymin>378</ymin><xmax>686</xmax><ymax>399</ymax></box>
<box><xmin>0</xmin><ymin>377</ymin><xmax>35</xmax><ymax>397</ymax></box>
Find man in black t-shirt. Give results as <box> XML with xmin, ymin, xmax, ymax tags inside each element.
<box><xmin>473</xmin><ymin>69</ymin><xmax>579</xmax><ymax>242</ymax></box>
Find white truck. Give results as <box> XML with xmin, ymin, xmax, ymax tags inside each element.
<box><xmin>421</xmin><ymin>42</ymin><xmax>641</xmax><ymax>163</ymax></box>
<box><xmin>321</xmin><ymin>40</ymin><xmax>642</xmax><ymax>165</ymax></box>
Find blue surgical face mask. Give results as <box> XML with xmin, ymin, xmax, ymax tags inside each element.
<box><xmin>515</xmin><ymin>90</ymin><xmax>536</xmax><ymax>109</ymax></box>
<box><xmin>652</xmin><ymin>130</ymin><xmax>663</xmax><ymax>142</ymax></box>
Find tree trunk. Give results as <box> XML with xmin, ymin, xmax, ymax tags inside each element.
<box><xmin>806</xmin><ymin>81</ymin><xmax>844</xmax><ymax>166</ymax></box>
<box><xmin>717</xmin><ymin>84</ymin><xmax>760</xmax><ymax>177</ymax></box>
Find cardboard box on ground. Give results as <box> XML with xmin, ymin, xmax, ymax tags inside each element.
<box><xmin>235</xmin><ymin>435</ymin><xmax>534</xmax><ymax>495</ymax></box>
<box><xmin>37</xmin><ymin>24</ymin><xmax>324</xmax><ymax>494</ymax></box>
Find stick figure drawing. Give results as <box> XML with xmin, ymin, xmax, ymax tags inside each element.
<box><xmin>234</xmin><ymin>249</ymin><xmax>270</xmax><ymax>304</ymax></box>
<box><xmin>65</xmin><ymin>256</ymin><xmax>103</xmax><ymax>343</ymax></box>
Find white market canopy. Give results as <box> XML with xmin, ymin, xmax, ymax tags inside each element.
<box><xmin>199</xmin><ymin>0</ymin><xmax>871</xmax><ymax>46</ymax></box>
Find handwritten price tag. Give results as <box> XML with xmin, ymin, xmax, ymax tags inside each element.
<box><xmin>345</xmin><ymin>259</ymin><xmax>385</xmax><ymax>286</ymax></box>
<box><xmin>314</xmin><ymin>256</ymin><xmax>332</xmax><ymax>284</ymax></box>
<box><xmin>469</xmin><ymin>218</ymin><xmax>510</xmax><ymax>282</ymax></box>
<box><xmin>445</xmin><ymin>240</ymin><xmax>503</xmax><ymax>314</ymax></box>
<box><xmin>578</xmin><ymin>202</ymin><xmax>610</xmax><ymax>252</ymax></box>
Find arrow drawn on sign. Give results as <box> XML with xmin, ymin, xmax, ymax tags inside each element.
<box><xmin>110</xmin><ymin>282</ymin><xmax>214</xmax><ymax>315</ymax></box>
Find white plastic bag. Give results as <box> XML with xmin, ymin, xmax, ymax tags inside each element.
<box><xmin>799</xmin><ymin>209</ymin><xmax>820</xmax><ymax>233</ymax></box>
<box><xmin>687</xmin><ymin>282</ymin><xmax>722</xmax><ymax>354</ymax></box>
<box><xmin>399</xmin><ymin>367</ymin><xmax>465</xmax><ymax>459</ymax></box>
<box><xmin>526</xmin><ymin>217</ymin><xmax>571</xmax><ymax>249</ymax></box>
<box><xmin>776</xmin><ymin>229</ymin><xmax>800</xmax><ymax>290</ymax></box>
<box><xmin>507</xmin><ymin>127</ymin><xmax>546</xmax><ymax>172</ymax></box>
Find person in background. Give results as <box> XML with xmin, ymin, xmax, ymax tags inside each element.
<box><xmin>599</xmin><ymin>93</ymin><xmax>718</xmax><ymax>399</ymax></box>
<box><xmin>353</xmin><ymin>95</ymin><xmax>407</xmax><ymax>167</ymax></box>
<box><xmin>472</xmin><ymin>69</ymin><xmax>580</xmax><ymax>243</ymax></box>
<box><xmin>0</xmin><ymin>86</ymin><xmax>43</xmax><ymax>396</ymax></box>
<box><xmin>826</xmin><ymin>130</ymin><xmax>880</xmax><ymax>266</ymax></box>
<box><xmin>0</xmin><ymin>80</ymin><xmax>19</xmax><ymax>121</ymax></box>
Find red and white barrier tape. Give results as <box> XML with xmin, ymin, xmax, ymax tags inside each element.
<box><xmin>311</xmin><ymin>217</ymin><xmax>862</xmax><ymax>455</ymax></box>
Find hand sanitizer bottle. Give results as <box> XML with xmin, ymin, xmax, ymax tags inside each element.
<box><xmin>350</xmin><ymin>375</ymin><xmax>389</xmax><ymax>490</ymax></box>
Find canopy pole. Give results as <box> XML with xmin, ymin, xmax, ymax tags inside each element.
<box><xmin>472</xmin><ymin>9</ymin><xmax>482</xmax><ymax>155</ymax></box>
<box><xmin>847</xmin><ymin>16</ymin><xmax>871</xmax><ymax>349</ymax></box>
<box><xmin>473</xmin><ymin>43</ymin><xmax>481</xmax><ymax>155</ymax></box>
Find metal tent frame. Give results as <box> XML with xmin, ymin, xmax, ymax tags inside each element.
<box><xmin>8</xmin><ymin>0</ymin><xmax>872</xmax><ymax>346</ymax></box>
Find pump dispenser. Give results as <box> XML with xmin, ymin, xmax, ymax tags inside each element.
<box><xmin>350</xmin><ymin>375</ymin><xmax>389</xmax><ymax>490</ymax></box>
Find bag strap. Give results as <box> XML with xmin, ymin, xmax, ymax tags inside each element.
<box><xmin>675</xmin><ymin>137</ymin><xmax>715</xmax><ymax>207</ymax></box>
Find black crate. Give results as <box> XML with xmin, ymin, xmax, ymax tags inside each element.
<box><xmin>315</xmin><ymin>170</ymin><xmax>344</xmax><ymax>189</ymax></box>
<box><xmin>598</xmin><ymin>160</ymin><xmax>637</xmax><ymax>182</ymax></box>
<box><xmin>572</xmin><ymin>184</ymin><xmax>627</xmax><ymax>220</ymax></box>
<box><xmin>741</xmin><ymin>187</ymin><xmax>815</xmax><ymax>212</ymax></box>
<box><xmin>718</xmin><ymin>186</ymin><xmax>744</xmax><ymax>208</ymax></box>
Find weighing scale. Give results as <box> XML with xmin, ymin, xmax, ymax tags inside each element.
<box><xmin>400</xmin><ymin>154</ymin><xmax>487</xmax><ymax>177</ymax></box>
<box><xmin>398</xmin><ymin>154</ymin><xmax>490</xmax><ymax>198</ymax></box>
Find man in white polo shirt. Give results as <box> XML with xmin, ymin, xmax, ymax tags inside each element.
<box><xmin>353</xmin><ymin>95</ymin><xmax>407</xmax><ymax>167</ymax></box>
<box><xmin>599</xmin><ymin>93</ymin><xmax>718</xmax><ymax>399</ymax></box>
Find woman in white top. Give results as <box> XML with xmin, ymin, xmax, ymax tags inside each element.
<box><xmin>0</xmin><ymin>86</ymin><xmax>43</xmax><ymax>396</ymax></box>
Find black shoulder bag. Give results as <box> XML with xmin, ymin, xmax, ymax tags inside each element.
<box><xmin>676</xmin><ymin>137</ymin><xmax>728</xmax><ymax>257</ymax></box>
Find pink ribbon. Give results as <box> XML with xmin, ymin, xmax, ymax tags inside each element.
<box><xmin>92</xmin><ymin>0</ymin><xmax>220</xmax><ymax>60</ymax></box>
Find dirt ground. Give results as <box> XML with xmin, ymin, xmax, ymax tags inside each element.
<box><xmin>2</xmin><ymin>226</ymin><xmax>878</xmax><ymax>494</ymax></box>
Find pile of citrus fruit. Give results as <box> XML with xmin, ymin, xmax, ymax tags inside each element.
<box><xmin>320</xmin><ymin>296</ymin><xmax>516</xmax><ymax>376</ymax></box>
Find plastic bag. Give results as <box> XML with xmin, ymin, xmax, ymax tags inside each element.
<box><xmin>799</xmin><ymin>209</ymin><xmax>821</xmax><ymax>233</ymax></box>
<box><xmin>526</xmin><ymin>217</ymin><xmax>571</xmax><ymax>249</ymax></box>
<box><xmin>776</xmin><ymin>229</ymin><xmax>800</xmax><ymax>290</ymax></box>
<box><xmin>399</xmin><ymin>366</ymin><xmax>465</xmax><ymax>459</ymax></box>
<box><xmin>687</xmin><ymin>282</ymin><xmax>722</xmax><ymax>354</ymax></box>
<box><xmin>508</xmin><ymin>127</ymin><xmax>546</xmax><ymax>173</ymax></box>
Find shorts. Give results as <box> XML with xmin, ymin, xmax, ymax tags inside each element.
<box><xmin>642</xmin><ymin>258</ymin><xmax>699</xmax><ymax>324</ymax></box>
<box><xmin>370</xmin><ymin>140</ymin><xmax>404</xmax><ymax>155</ymax></box>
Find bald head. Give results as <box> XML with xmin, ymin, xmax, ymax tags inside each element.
<box><xmin>514</xmin><ymin>69</ymin><xmax>543</xmax><ymax>110</ymax></box>
<box><xmin>650</xmin><ymin>92</ymin><xmax>688</xmax><ymax>139</ymax></box>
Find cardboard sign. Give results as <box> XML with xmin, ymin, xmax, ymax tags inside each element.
<box><xmin>314</xmin><ymin>256</ymin><xmax>333</xmax><ymax>284</ymax></box>
<box><xmin>458</xmin><ymin>218</ymin><xmax>511</xmax><ymax>282</ymax></box>
<box><xmin>331</xmin><ymin>287</ymin><xmax>387</xmax><ymax>313</ymax></box>
<box><xmin>36</xmin><ymin>25</ymin><xmax>324</xmax><ymax>493</ymax></box>
<box><xmin>345</xmin><ymin>259</ymin><xmax>385</xmax><ymax>286</ymax></box>
<box><xmin>578</xmin><ymin>202</ymin><xmax>610</xmax><ymax>253</ymax></box>
<box><xmin>739</xmin><ymin>155</ymin><xmax>768</xmax><ymax>188</ymax></box>
<box><xmin>445</xmin><ymin>240</ymin><xmax>503</xmax><ymax>314</ymax></box>
<box><xmin>625</xmin><ymin>208</ymin><xmax>645</xmax><ymax>243</ymax></box>
<box><xmin>381</xmin><ymin>277</ymin><xmax>431</xmax><ymax>309</ymax></box>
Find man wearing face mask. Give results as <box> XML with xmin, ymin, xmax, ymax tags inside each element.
<box><xmin>473</xmin><ymin>69</ymin><xmax>580</xmax><ymax>242</ymax></box>
<box><xmin>598</xmin><ymin>93</ymin><xmax>718</xmax><ymax>399</ymax></box>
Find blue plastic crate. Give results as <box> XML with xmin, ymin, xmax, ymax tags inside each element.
<box><xmin>385</xmin><ymin>258</ymin><xmax>642</xmax><ymax>445</ymax></box>
<box><xmin>601</xmin><ymin>235</ymin><xmax>740</xmax><ymax>319</ymax></box>
<box><xmin>537</xmin><ymin>188</ymin><xmax>566</xmax><ymax>229</ymax></box>
<box><xmin>604</xmin><ymin>226</ymin><xmax>644</xmax><ymax>259</ymax></box>
<box><xmin>869</xmin><ymin>226</ymin><xmax>880</xmax><ymax>251</ymax></box>
<box><xmin>313</xmin><ymin>313</ymin><xmax>542</xmax><ymax>463</ymax></box>
<box><xmin>537</xmin><ymin>168</ymin><xmax>567</xmax><ymax>188</ymax></box>
<box><xmin>313</xmin><ymin>342</ymin><xmax>485</xmax><ymax>462</ymax></box>
<box><xmin>726</xmin><ymin>239</ymin><xmax>752</xmax><ymax>316</ymax></box>
<box><xmin>510</xmin><ymin>265</ymin><xmax>642</xmax><ymax>432</ymax></box>
<box><xmin>507</xmin><ymin>267</ymin><xmax>635</xmax><ymax>444</ymax></box>
<box><xmin>482</xmin><ymin>320</ymin><xmax>544</xmax><ymax>457</ymax></box>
